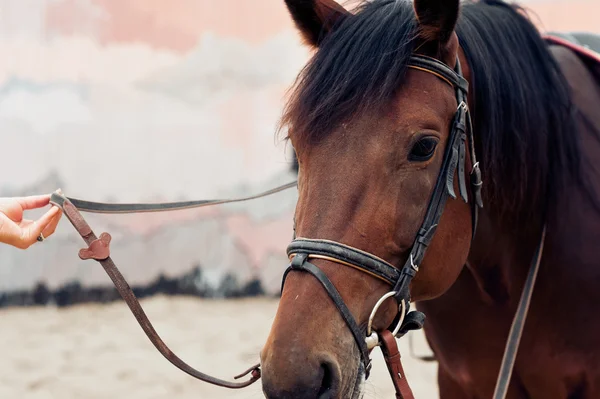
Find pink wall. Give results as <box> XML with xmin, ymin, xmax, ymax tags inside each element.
<box><xmin>0</xmin><ymin>0</ymin><xmax>597</xmax><ymax>296</ymax></box>
<box><xmin>527</xmin><ymin>0</ymin><xmax>600</xmax><ymax>33</ymax></box>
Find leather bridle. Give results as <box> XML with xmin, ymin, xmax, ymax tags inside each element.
<box><xmin>46</xmin><ymin>53</ymin><xmax>545</xmax><ymax>399</ymax></box>
<box><xmin>282</xmin><ymin>54</ymin><xmax>483</xmax><ymax>398</ymax></box>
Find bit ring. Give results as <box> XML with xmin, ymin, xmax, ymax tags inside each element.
<box><xmin>365</xmin><ymin>291</ymin><xmax>406</xmax><ymax>349</ymax></box>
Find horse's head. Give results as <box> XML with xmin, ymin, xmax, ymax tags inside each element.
<box><xmin>261</xmin><ymin>0</ymin><xmax>481</xmax><ymax>397</ymax></box>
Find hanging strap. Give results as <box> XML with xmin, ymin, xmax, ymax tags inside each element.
<box><xmin>492</xmin><ymin>225</ymin><xmax>547</xmax><ymax>399</ymax></box>
<box><xmin>49</xmin><ymin>191</ymin><xmax>262</xmax><ymax>389</ymax></box>
<box><xmin>380</xmin><ymin>330</ymin><xmax>415</xmax><ymax>399</ymax></box>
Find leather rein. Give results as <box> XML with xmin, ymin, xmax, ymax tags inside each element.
<box><xmin>47</xmin><ymin>55</ymin><xmax>546</xmax><ymax>399</ymax></box>
<box><xmin>49</xmin><ymin>183</ymin><xmax>302</xmax><ymax>389</ymax></box>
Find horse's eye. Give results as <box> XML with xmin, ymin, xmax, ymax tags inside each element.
<box><xmin>409</xmin><ymin>137</ymin><xmax>439</xmax><ymax>162</ymax></box>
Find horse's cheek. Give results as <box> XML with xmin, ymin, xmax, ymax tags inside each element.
<box><xmin>410</xmin><ymin>199</ymin><xmax>472</xmax><ymax>300</ymax></box>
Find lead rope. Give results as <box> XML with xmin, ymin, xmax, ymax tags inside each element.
<box><xmin>62</xmin><ymin>181</ymin><xmax>297</xmax><ymax>213</ymax></box>
<box><xmin>380</xmin><ymin>330</ymin><xmax>415</xmax><ymax>399</ymax></box>
<box><xmin>492</xmin><ymin>225</ymin><xmax>547</xmax><ymax>399</ymax></box>
<box><xmin>49</xmin><ymin>190</ymin><xmax>262</xmax><ymax>389</ymax></box>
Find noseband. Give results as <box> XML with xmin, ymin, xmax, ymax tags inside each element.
<box><xmin>282</xmin><ymin>54</ymin><xmax>483</xmax><ymax>378</ymax></box>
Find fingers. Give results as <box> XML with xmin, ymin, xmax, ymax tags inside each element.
<box><xmin>36</xmin><ymin>206</ymin><xmax>61</xmax><ymax>234</ymax></box>
<box><xmin>40</xmin><ymin>208</ymin><xmax>63</xmax><ymax>239</ymax></box>
<box><xmin>18</xmin><ymin>206</ymin><xmax>61</xmax><ymax>249</ymax></box>
<box><xmin>17</xmin><ymin>194</ymin><xmax>51</xmax><ymax>210</ymax></box>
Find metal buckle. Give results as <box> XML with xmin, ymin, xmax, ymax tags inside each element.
<box><xmin>365</xmin><ymin>292</ymin><xmax>407</xmax><ymax>350</ymax></box>
<box><xmin>471</xmin><ymin>161</ymin><xmax>483</xmax><ymax>185</ymax></box>
<box><xmin>410</xmin><ymin>254</ymin><xmax>419</xmax><ymax>272</ymax></box>
<box><xmin>458</xmin><ymin>101</ymin><xmax>468</xmax><ymax>112</ymax></box>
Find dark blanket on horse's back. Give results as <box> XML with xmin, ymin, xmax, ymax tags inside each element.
<box><xmin>545</xmin><ymin>34</ymin><xmax>600</xmax><ymax>85</ymax></box>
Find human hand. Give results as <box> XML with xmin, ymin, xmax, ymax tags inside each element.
<box><xmin>0</xmin><ymin>195</ymin><xmax>63</xmax><ymax>249</ymax></box>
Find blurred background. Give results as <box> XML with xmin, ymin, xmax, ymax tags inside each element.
<box><xmin>0</xmin><ymin>0</ymin><xmax>598</xmax><ymax>398</ymax></box>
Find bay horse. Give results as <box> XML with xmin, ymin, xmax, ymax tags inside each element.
<box><xmin>260</xmin><ymin>0</ymin><xmax>600</xmax><ymax>398</ymax></box>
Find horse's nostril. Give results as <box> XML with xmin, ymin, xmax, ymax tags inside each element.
<box><xmin>317</xmin><ymin>362</ymin><xmax>336</xmax><ymax>398</ymax></box>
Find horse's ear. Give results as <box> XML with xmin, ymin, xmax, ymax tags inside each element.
<box><xmin>284</xmin><ymin>0</ymin><xmax>351</xmax><ymax>47</ymax></box>
<box><xmin>413</xmin><ymin>0</ymin><xmax>460</xmax><ymax>44</ymax></box>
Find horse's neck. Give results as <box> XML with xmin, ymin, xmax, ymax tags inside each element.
<box><xmin>465</xmin><ymin>211</ymin><xmax>542</xmax><ymax>306</ymax></box>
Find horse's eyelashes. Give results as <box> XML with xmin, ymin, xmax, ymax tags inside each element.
<box><xmin>409</xmin><ymin>136</ymin><xmax>439</xmax><ymax>162</ymax></box>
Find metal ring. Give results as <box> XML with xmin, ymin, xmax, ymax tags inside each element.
<box><xmin>37</xmin><ymin>233</ymin><xmax>45</xmax><ymax>242</ymax></box>
<box><xmin>365</xmin><ymin>291</ymin><xmax>406</xmax><ymax>349</ymax></box>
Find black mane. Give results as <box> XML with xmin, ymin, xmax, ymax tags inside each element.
<box><xmin>280</xmin><ymin>0</ymin><xmax>417</xmax><ymax>145</ymax></box>
<box><xmin>456</xmin><ymin>0</ymin><xmax>583</xmax><ymax>225</ymax></box>
<box><xmin>282</xmin><ymin>0</ymin><xmax>590</xmax><ymax>226</ymax></box>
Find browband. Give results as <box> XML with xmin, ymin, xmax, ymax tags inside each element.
<box><xmin>408</xmin><ymin>55</ymin><xmax>469</xmax><ymax>93</ymax></box>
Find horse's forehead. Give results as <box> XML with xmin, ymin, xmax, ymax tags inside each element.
<box><xmin>393</xmin><ymin>69</ymin><xmax>457</xmax><ymax>114</ymax></box>
<box><xmin>291</xmin><ymin>65</ymin><xmax>458</xmax><ymax>154</ymax></box>
<box><xmin>352</xmin><ymin>72</ymin><xmax>457</xmax><ymax>140</ymax></box>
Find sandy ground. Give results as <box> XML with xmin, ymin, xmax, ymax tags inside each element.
<box><xmin>0</xmin><ymin>296</ymin><xmax>439</xmax><ymax>399</ymax></box>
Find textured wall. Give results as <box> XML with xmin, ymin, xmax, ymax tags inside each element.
<box><xmin>0</xmin><ymin>0</ymin><xmax>306</xmax><ymax>301</ymax></box>
<box><xmin>0</xmin><ymin>0</ymin><xmax>598</xmax><ymax>302</ymax></box>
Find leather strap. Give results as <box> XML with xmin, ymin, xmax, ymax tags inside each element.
<box><xmin>408</xmin><ymin>55</ymin><xmax>469</xmax><ymax>93</ymax></box>
<box><xmin>287</xmin><ymin>238</ymin><xmax>401</xmax><ymax>286</ymax></box>
<box><xmin>492</xmin><ymin>225</ymin><xmax>547</xmax><ymax>399</ymax></box>
<box><xmin>380</xmin><ymin>330</ymin><xmax>415</xmax><ymax>399</ymax></box>
<box><xmin>63</xmin><ymin>181</ymin><xmax>297</xmax><ymax>214</ymax></box>
<box><xmin>409</xmin><ymin>55</ymin><xmax>483</xmax><ymax>235</ymax></box>
<box><xmin>392</xmin><ymin>102</ymin><xmax>465</xmax><ymax>304</ymax></box>
<box><xmin>392</xmin><ymin>56</ymin><xmax>483</xmax><ymax>310</ymax></box>
<box><xmin>50</xmin><ymin>191</ymin><xmax>262</xmax><ymax>389</ymax></box>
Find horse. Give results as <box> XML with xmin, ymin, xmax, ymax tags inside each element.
<box><xmin>259</xmin><ymin>0</ymin><xmax>600</xmax><ymax>398</ymax></box>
